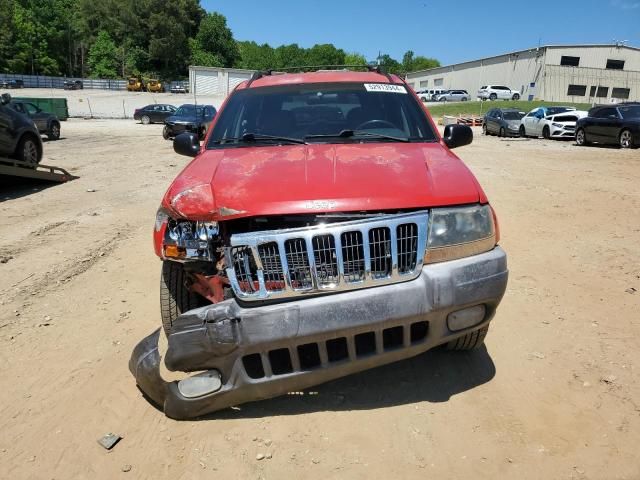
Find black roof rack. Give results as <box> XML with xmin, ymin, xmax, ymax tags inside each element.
<box><xmin>243</xmin><ymin>64</ymin><xmax>396</xmax><ymax>88</ymax></box>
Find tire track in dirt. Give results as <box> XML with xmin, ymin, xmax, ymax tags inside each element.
<box><xmin>2</xmin><ymin>226</ymin><xmax>132</xmax><ymax>310</ymax></box>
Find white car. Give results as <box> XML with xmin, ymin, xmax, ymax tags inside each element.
<box><xmin>519</xmin><ymin>106</ymin><xmax>588</xmax><ymax>139</ymax></box>
<box><xmin>417</xmin><ymin>88</ymin><xmax>447</xmax><ymax>102</ymax></box>
<box><xmin>477</xmin><ymin>85</ymin><xmax>521</xmax><ymax>101</ymax></box>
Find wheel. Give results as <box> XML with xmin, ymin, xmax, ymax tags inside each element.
<box><xmin>619</xmin><ymin>129</ymin><xmax>634</xmax><ymax>149</ymax></box>
<box><xmin>575</xmin><ymin>128</ymin><xmax>588</xmax><ymax>146</ymax></box>
<box><xmin>499</xmin><ymin>127</ymin><xmax>505</xmax><ymax>138</ymax></box>
<box><xmin>482</xmin><ymin>123</ymin><xmax>487</xmax><ymax>135</ymax></box>
<box><xmin>542</xmin><ymin>126</ymin><xmax>550</xmax><ymax>139</ymax></box>
<box><xmin>199</xmin><ymin>127</ymin><xmax>207</xmax><ymax>141</ymax></box>
<box><xmin>439</xmin><ymin>97</ymin><xmax>446</xmax><ymax>102</ymax></box>
<box><xmin>512</xmin><ymin>93</ymin><xmax>520</xmax><ymax>100</ymax></box>
<box><xmin>15</xmin><ymin>134</ymin><xmax>41</xmax><ymax>164</ymax></box>
<box><xmin>519</xmin><ymin>125</ymin><xmax>526</xmax><ymax>138</ymax></box>
<box><xmin>162</xmin><ymin>125</ymin><xmax>171</xmax><ymax>140</ymax></box>
<box><xmin>48</xmin><ymin>121</ymin><xmax>60</xmax><ymax>140</ymax></box>
<box><xmin>160</xmin><ymin>261</ymin><xmax>208</xmax><ymax>335</ymax></box>
<box><xmin>447</xmin><ymin>325</ymin><xmax>489</xmax><ymax>351</ymax></box>
<box><xmin>461</xmin><ymin>97</ymin><xmax>468</xmax><ymax>101</ymax></box>
<box><xmin>141</xmin><ymin>115</ymin><xmax>151</xmax><ymax>125</ymax></box>
<box><xmin>489</xmin><ymin>93</ymin><xmax>497</xmax><ymax>101</ymax></box>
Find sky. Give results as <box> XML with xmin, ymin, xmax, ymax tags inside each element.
<box><xmin>202</xmin><ymin>0</ymin><xmax>640</xmax><ymax>66</ymax></box>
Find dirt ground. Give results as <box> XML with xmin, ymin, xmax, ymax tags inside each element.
<box><xmin>1</xmin><ymin>119</ymin><xmax>639</xmax><ymax>479</ymax></box>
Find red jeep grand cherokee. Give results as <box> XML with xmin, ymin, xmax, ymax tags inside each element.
<box><xmin>130</xmin><ymin>68</ymin><xmax>508</xmax><ymax>419</ymax></box>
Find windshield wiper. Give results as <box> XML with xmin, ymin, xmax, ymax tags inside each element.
<box><xmin>213</xmin><ymin>132</ymin><xmax>306</xmax><ymax>145</ymax></box>
<box><xmin>305</xmin><ymin>129</ymin><xmax>410</xmax><ymax>142</ymax></box>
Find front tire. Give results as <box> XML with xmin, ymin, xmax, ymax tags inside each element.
<box><xmin>15</xmin><ymin>134</ymin><xmax>41</xmax><ymax>164</ymax></box>
<box><xmin>162</xmin><ymin>125</ymin><xmax>171</xmax><ymax>140</ymax></box>
<box><xmin>542</xmin><ymin>126</ymin><xmax>550</xmax><ymax>139</ymax></box>
<box><xmin>512</xmin><ymin>93</ymin><xmax>520</xmax><ymax>100</ymax></box>
<box><xmin>489</xmin><ymin>93</ymin><xmax>497</xmax><ymax>101</ymax></box>
<box><xmin>141</xmin><ymin>115</ymin><xmax>151</xmax><ymax>125</ymax></box>
<box><xmin>576</xmin><ymin>128</ymin><xmax>588</xmax><ymax>146</ymax></box>
<box><xmin>160</xmin><ymin>261</ymin><xmax>207</xmax><ymax>336</ymax></box>
<box><xmin>519</xmin><ymin>125</ymin><xmax>526</xmax><ymax>138</ymax></box>
<box><xmin>619</xmin><ymin>129</ymin><xmax>634</xmax><ymax>149</ymax></box>
<box><xmin>48</xmin><ymin>121</ymin><xmax>60</xmax><ymax>140</ymax></box>
<box><xmin>482</xmin><ymin>123</ymin><xmax>488</xmax><ymax>135</ymax></box>
<box><xmin>447</xmin><ymin>325</ymin><xmax>489</xmax><ymax>351</ymax></box>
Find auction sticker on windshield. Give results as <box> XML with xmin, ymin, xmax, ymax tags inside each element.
<box><xmin>364</xmin><ymin>83</ymin><xmax>407</xmax><ymax>94</ymax></box>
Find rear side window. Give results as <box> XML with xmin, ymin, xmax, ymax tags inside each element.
<box><xmin>594</xmin><ymin>108</ymin><xmax>618</xmax><ymax>119</ymax></box>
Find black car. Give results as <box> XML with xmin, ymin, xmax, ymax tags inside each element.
<box><xmin>134</xmin><ymin>104</ymin><xmax>177</xmax><ymax>124</ymax></box>
<box><xmin>483</xmin><ymin>108</ymin><xmax>525</xmax><ymax>137</ymax></box>
<box><xmin>0</xmin><ymin>79</ymin><xmax>24</xmax><ymax>89</ymax></box>
<box><xmin>9</xmin><ymin>101</ymin><xmax>61</xmax><ymax>140</ymax></box>
<box><xmin>0</xmin><ymin>93</ymin><xmax>43</xmax><ymax>164</ymax></box>
<box><xmin>576</xmin><ymin>103</ymin><xmax>640</xmax><ymax>149</ymax></box>
<box><xmin>163</xmin><ymin>104</ymin><xmax>216</xmax><ymax>140</ymax></box>
<box><xmin>63</xmin><ymin>80</ymin><xmax>83</xmax><ymax>90</ymax></box>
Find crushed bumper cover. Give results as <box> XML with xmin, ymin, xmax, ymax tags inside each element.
<box><xmin>130</xmin><ymin>247</ymin><xmax>508</xmax><ymax>419</ymax></box>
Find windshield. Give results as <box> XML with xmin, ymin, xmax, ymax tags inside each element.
<box><xmin>206</xmin><ymin>82</ymin><xmax>438</xmax><ymax>148</ymax></box>
<box><xmin>547</xmin><ymin>107</ymin><xmax>574</xmax><ymax>115</ymax></box>
<box><xmin>619</xmin><ymin>105</ymin><xmax>640</xmax><ymax>119</ymax></box>
<box><xmin>503</xmin><ymin>111</ymin><xmax>524</xmax><ymax>120</ymax></box>
<box><xmin>175</xmin><ymin>105</ymin><xmax>204</xmax><ymax>117</ymax></box>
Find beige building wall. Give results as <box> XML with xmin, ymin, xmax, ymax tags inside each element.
<box><xmin>406</xmin><ymin>45</ymin><xmax>640</xmax><ymax>103</ymax></box>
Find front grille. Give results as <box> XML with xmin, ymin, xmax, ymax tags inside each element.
<box><xmin>227</xmin><ymin>211</ymin><xmax>429</xmax><ymax>301</ymax></box>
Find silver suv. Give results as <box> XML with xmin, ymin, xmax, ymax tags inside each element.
<box><xmin>477</xmin><ymin>85</ymin><xmax>521</xmax><ymax>101</ymax></box>
<box><xmin>434</xmin><ymin>90</ymin><xmax>470</xmax><ymax>102</ymax></box>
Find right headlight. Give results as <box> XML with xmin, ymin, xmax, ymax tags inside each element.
<box><xmin>424</xmin><ymin>204</ymin><xmax>496</xmax><ymax>264</ymax></box>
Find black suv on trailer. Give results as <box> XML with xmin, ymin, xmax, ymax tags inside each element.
<box><xmin>0</xmin><ymin>94</ymin><xmax>43</xmax><ymax>164</ymax></box>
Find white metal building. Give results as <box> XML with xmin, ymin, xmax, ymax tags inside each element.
<box><xmin>405</xmin><ymin>44</ymin><xmax>640</xmax><ymax>103</ymax></box>
<box><xmin>188</xmin><ymin>66</ymin><xmax>255</xmax><ymax>97</ymax></box>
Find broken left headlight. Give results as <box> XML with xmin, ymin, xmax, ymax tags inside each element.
<box><xmin>156</xmin><ymin>208</ymin><xmax>219</xmax><ymax>261</ymax></box>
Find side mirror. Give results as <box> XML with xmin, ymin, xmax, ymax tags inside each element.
<box><xmin>0</xmin><ymin>93</ymin><xmax>11</xmax><ymax>105</ymax></box>
<box><xmin>174</xmin><ymin>132</ymin><xmax>200</xmax><ymax>157</ymax></box>
<box><xmin>443</xmin><ymin>124</ymin><xmax>473</xmax><ymax>149</ymax></box>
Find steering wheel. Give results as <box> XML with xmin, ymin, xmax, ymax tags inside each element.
<box><xmin>355</xmin><ymin>119</ymin><xmax>397</xmax><ymax>130</ymax></box>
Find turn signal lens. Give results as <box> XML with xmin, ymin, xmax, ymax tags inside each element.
<box><xmin>164</xmin><ymin>245</ymin><xmax>186</xmax><ymax>259</ymax></box>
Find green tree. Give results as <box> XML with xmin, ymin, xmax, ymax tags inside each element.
<box><xmin>191</xmin><ymin>12</ymin><xmax>239</xmax><ymax>68</ymax></box>
<box><xmin>87</xmin><ymin>30</ymin><xmax>118</xmax><ymax>78</ymax></box>
<box><xmin>273</xmin><ymin>43</ymin><xmax>306</xmax><ymax>69</ymax></box>
<box><xmin>402</xmin><ymin>50</ymin><xmax>440</xmax><ymax>73</ymax></box>
<box><xmin>344</xmin><ymin>52</ymin><xmax>368</xmax><ymax>67</ymax></box>
<box><xmin>236</xmin><ymin>41</ymin><xmax>275</xmax><ymax>70</ymax></box>
<box><xmin>377</xmin><ymin>54</ymin><xmax>403</xmax><ymax>74</ymax></box>
<box><xmin>305</xmin><ymin>43</ymin><xmax>346</xmax><ymax>66</ymax></box>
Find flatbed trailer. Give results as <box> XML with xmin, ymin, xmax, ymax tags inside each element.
<box><xmin>0</xmin><ymin>157</ymin><xmax>73</xmax><ymax>183</ymax></box>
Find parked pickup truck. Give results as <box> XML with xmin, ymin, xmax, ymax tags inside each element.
<box><xmin>130</xmin><ymin>68</ymin><xmax>509</xmax><ymax>419</ymax></box>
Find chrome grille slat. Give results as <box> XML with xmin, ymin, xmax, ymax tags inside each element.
<box><xmin>227</xmin><ymin>211</ymin><xmax>428</xmax><ymax>301</ymax></box>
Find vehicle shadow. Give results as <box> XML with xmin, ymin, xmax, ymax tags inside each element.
<box><xmin>0</xmin><ymin>176</ymin><xmax>62</xmax><ymax>201</ymax></box>
<box><xmin>203</xmin><ymin>345</ymin><xmax>495</xmax><ymax>421</ymax></box>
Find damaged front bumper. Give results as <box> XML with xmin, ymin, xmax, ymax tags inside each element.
<box><xmin>130</xmin><ymin>247</ymin><xmax>508</xmax><ymax>419</ymax></box>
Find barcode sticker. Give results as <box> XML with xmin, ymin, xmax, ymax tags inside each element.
<box><xmin>364</xmin><ymin>83</ymin><xmax>407</xmax><ymax>94</ymax></box>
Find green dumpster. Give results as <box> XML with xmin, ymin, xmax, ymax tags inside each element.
<box><xmin>13</xmin><ymin>97</ymin><xmax>69</xmax><ymax>121</ymax></box>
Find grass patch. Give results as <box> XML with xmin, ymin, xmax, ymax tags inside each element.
<box><xmin>425</xmin><ymin>100</ymin><xmax>592</xmax><ymax>118</ymax></box>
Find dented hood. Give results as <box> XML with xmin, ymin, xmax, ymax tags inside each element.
<box><xmin>163</xmin><ymin>143</ymin><xmax>484</xmax><ymax>220</ymax></box>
